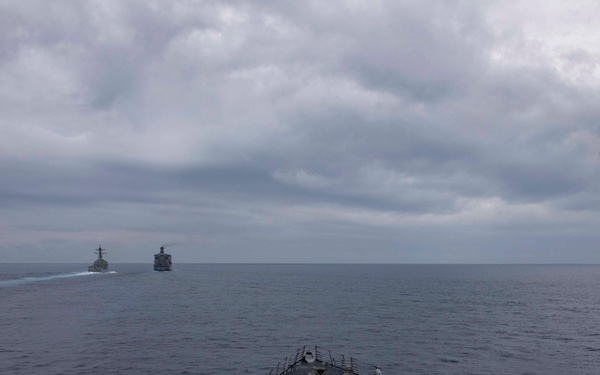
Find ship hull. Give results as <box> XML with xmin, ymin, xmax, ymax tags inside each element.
<box><xmin>88</xmin><ymin>267</ymin><xmax>109</xmax><ymax>273</ymax></box>
<box><xmin>153</xmin><ymin>266</ymin><xmax>172</xmax><ymax>271</ymax></box>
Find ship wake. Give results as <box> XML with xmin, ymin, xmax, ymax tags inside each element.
<box><xmin>0</xmin><ymin>271</ymin><xmax>115</xmax><ymax>287</ymax></box>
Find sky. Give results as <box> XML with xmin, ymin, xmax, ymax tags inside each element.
<box><xmin>2</xmin><ymin>0</ymin><xmax>600</xmax><ymax>263</ymax></box>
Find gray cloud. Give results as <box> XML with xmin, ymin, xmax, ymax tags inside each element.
<box><xmin>2</xmin><ymin>0</ymin><xmax>600</xmax><ymax>263</ymax></box>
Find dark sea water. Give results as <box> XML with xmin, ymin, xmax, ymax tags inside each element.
<box><xmin>1</xmin><ymin>264</ymin><xmax>599</xmax><ymax>375</ymax></box>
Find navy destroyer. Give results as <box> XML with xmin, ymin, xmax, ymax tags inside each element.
<box><xmin>88</xmin><ymin>245</ymin><xmax>109</xmax><ymax>272</ymax></box>
<box><xmin>268</xmin><ymin>346</ymin><xmax>382</xmax><ymax>375</ymax></box>
<box><xmin>154</xmin><ymin>246</ymin><xmax>172</xmax><ymax>271</ymax></box>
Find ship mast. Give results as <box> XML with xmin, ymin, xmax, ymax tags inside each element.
<box><xmin>94</xmin><ymin>245</ymin><xmax>106</xmax><ymax>259</ymax></box>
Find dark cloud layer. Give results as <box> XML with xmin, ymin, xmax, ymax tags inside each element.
<box><xmin>1</xmin><ymin>0</ymin><xmax>600</xmax><ymax>263</ymax></box>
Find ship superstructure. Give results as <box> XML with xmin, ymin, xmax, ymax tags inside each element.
<box><xmin>88</xmin><ymin>246</ymin><xmax>109</xmax><ymax>272</ymax></box>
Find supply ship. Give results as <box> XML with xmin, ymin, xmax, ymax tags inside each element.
<box><xmin>267</xmin><ymin>346</ymin><xmax>382</xmax><ymax>375</ymax></box>
<box><xmin>154</xmin><ymin>246</ymin><xmax>172</xmax><ymax>271</ymax></box>
<box><xmin>88</xmin><ymin>246</ymin><xmax>109</xmax><ymax>272</ymax></box>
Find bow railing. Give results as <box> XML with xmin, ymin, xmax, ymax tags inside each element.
<box><xmin>268</xmin><ymin>345</ymin><xmax>382</xmax><ymax>375</ymax></box>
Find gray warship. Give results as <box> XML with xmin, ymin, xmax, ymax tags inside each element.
<box><xmin>154</xmin><ymin>246</ymin><xmax>172</xmax><ymax>271</ymax></box>
<box><xmin>268</xmin><ymin>346</ymin><xmax>382</xmax><ymax>375</ymax></box>
<box><xmin>88</xmin><ymin>246</ymin><xmax>109</xmax><ymax>272</ymax></box>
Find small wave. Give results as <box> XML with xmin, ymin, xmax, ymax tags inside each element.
<box><xmin>0</xmin><ymin>271</ymin><xmax>115</xmax><ymax>287</ymax></box>
<box><xmin>439</xmin><ymin>357</ymin><xmax>460</xmax><ymax>363</ymax></box>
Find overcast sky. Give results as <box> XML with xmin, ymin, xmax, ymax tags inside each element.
<box><xmin>2</xmin><ymin>1</ymin><xmax>600</xmax><ymax>263</ymax></box>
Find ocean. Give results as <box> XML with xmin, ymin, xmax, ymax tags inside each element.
<box><xmin>1</xmin><ymin>263</ymin><xmax>599</xmax><ymax>375</ymax></box>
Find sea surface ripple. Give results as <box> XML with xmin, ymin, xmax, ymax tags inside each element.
<box><xmin>1</xmin><ymin>264</ymin><xmax>599</xmax><ymax>374</ymax></box>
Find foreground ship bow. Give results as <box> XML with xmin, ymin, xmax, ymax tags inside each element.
<box><xmin>268</xmin><ymin>346</ymin><xmax>382</xmax><ymax>375</ymax></box>
<box><xmin>88</xmin><ymin>246</ymin><xmax>109</xmax><ymax>272</ymax></box>
<box><xmin>154</xmin><ymin>246</ymin><xmax>172</xmax><ymax>271</ymax></box>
